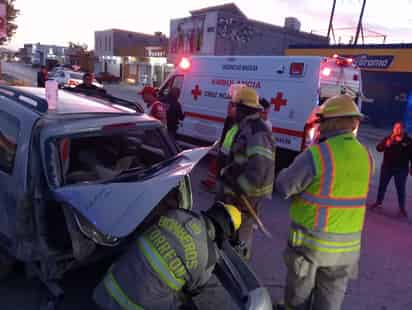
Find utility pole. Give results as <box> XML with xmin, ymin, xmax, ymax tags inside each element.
<box><xmin>327</xmin><ymin>0</ymin><xmax>337</xmax><ymax>42</ymax></box>
<box><xmin>354</xmin><ymin>0</ymin><xmax>367</xmax><ymax>45</ymax></box>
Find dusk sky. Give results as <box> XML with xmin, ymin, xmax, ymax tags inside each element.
<box><xmin>6</xmin><ymin>0</ymin><xmax>412</xmax><ymax>50</ymax></box>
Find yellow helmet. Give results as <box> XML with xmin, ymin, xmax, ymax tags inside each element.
<box><xmin>204</xmin><ymin>202</ymin><xmax>242</xmax><ymax>237</ymax></box>
<box><xmin>232</xmin><ymin>87</ymin><xmax>262</xmax><ymax>110</ymax></box>
<box><xmin>317</xmin><ymin>94</ymin><xmax>363</xmax><ymax>121</ymax></box>
<box><xmin>223</xmin><ymin>204</ymin><xmax>242</xmax><ymax>232</ymax></box>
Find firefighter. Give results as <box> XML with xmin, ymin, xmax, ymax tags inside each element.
<box><xmin>217</xmin><ymin>86</ymin><xmax>276</xmax><ymax>260</ymax></box>
<box><xmin>275</xmin><ymin>95</ymin><xmax>373</xmax><ymax>310</ymax></box>
<box><xmin>93</xmin><ymin>202</ymin><xmax>242</xmax><ymax>310</ymax></box>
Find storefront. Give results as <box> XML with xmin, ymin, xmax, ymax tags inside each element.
<box><xmin>286</xmin><ymin>44</ymin><xmax>412</xmax><ymax>127</ymax></box>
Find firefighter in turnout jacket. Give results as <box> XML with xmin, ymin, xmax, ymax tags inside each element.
<box><xmin>218</xmin><ymin>86</ymin><xmax>276</xmax><ymax>260</ymax></box>
<box><xmin>93</xmin><ymin>202</ymin><xmax>242</xmax><ymax>310</ymax></box>
<box><xmin>275</xmin><ymin>95</ymin><xmax>373</xmax><ymax>310</ymax></box>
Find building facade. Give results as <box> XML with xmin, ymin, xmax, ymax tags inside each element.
<box><xmin>94</xmin><ymin>29</ymin><xmax>169</xmax><ymax>85</ymax></box>
<box><xmin>286</xmin><ymin>44</ymin><xmax>412</xmax><ymax>128</ymax></box>
<box><xmin>20</xmin><ymin>43</ymin><xmax>67</xmax><ymax>67</ymax></box>
<box><xmin>168</xmin><ymin>3</ymin><xmax>329</xmax><ymax>64</ymax></box>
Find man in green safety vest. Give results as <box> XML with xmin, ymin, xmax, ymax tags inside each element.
<box><xmin>217</xmin><ymin>86</ymin><xmax>276</xmax><ymax>260</ymax></box>
<box><xmin>275</xmin><ymin>94</ymin><xmax>373</xmax><ymax>310</ymax></box>
<box><xmin>93</xmin><ymin>202</ymin><xmax>242</xmax><ymax>310</ymax></box>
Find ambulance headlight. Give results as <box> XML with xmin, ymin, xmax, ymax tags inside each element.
<box><xmin>308</xmin><ymin>127</ymin><xmax>316</xmax><ymax>141</ymax></box>
<box><xmin>322</xmin><ymin>67</ymin><xmax>331</xmax><ymax>76</ymax></box>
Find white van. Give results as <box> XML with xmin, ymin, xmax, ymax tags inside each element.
<box><xmin>159</xmin><ymin>55</ymin><xmax>363</xmax><ymax>170</ymax></box>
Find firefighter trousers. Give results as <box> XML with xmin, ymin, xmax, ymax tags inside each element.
<box><xmin>284</xmin><ymin>248</ymin><xmax>357</xmax><ymax>310</ymax></box>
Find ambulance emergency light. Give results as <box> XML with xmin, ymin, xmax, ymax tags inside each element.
<box><xmin>179</xmin><ymin>57</ymin><xmax>191</xmax><ymax>70</ymax></box>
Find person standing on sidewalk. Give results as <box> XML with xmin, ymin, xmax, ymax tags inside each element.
<box><xmin>275</xmin><ymin>95</ymin><xmax>373</xmax><ymax>310</ymax></box>
<box><xmin>370</xmin><ymin>122</ymin><xmax>412</xmax><ymax>217</ymax></box>
<box><xmin>165</xmin><ymin>87</ymin><xmax>185</xmax><ymax>141</ymax></box>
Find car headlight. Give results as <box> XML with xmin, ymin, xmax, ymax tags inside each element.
<box><xmin>73</xmin><ymin>211</ymin><xmax>120</xmax><ymax>247</ymax></box>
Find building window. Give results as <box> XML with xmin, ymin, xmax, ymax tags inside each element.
<box><xmin>0</xmin><ymin>111</ymin><xmax>20</xmax><ymax>174</ymax></box>
<box><xmin>108</xmin><ymin>37</ymin><xmax>111</xmax><ymax>51</ymax></box>
<box><xmin>105</xmin><ymin>36</ymin><xmax>108</xmax><ymax>51</ymax></box>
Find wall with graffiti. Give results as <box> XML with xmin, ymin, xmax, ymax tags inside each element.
<box><xmin>216</xmin><ymin>15</ymin><xmax>256</xmax><ymax>44</ymax></box>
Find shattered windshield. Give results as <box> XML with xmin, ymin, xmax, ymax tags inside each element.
<box><xmin>44</xmin><ymin>127</ymin><xmax>171</xmax><ymax>187</ymax></box>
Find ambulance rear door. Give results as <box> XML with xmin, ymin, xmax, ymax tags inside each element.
<box><xmin>319</xmin><ymin>56</ymin><xmax>362</xmax><ymax>103</ymax></box>
<box><xmin>260</xmin><ymin>56</ymin><xmax>322</xmax><ymax>152</ymax></box>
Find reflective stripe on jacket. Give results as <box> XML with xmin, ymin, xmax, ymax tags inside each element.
<box><xmin>140</xmin><ymin>209</ymin><xmax>216</xmax><ymax>291</ymax></box>
<box><xmin>95</xmin><ymin>209</ymin><xmax>217</xmax><ymax>310</ymax></box>
<box><xmin>221</xmin><ymin>124</ymin><xmax>239</xmax><ymax>155</ymax></box>
<box><xmin>103</xmin><ymin>270</ymin><xmax>144</xmax><ymax>310</ymax></box>
<box><xmin>289</xmin><ymin>133</ymin><xmax>372</xmax><ymax>264</ymax></box>
<box><xmin>222</xmin><ymin>114</ymin><xmax>276</xmax><ymax>198</ymax></box>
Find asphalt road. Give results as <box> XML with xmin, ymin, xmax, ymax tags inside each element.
<box><xmin>1</xmin><ymin>62</ymin><xmax>412</xmax><ymax>309</ymax></box>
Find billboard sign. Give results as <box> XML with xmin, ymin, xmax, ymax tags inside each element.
<box><xmin>348</xmin><ymin>54</ymin><xmax>394</xmax><ymax>70</ymax></box>
<box><xmin>170</xmin><ymin>16</ymin><xmax>205</xmax><ymax>55</ymax></box>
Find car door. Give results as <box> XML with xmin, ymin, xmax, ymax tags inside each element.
<box><xmin>0</xmin><ymin>110</ymin><xmax>21</xmax><ymax>242</ymax></box>
<box><xmin>0</xmin><ymin>92</ymin><xmax>39</xmax><ymax>243</ymax></box>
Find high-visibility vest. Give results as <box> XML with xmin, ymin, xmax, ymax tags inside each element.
<box><xmin>291</xmin><ymin>133</ymin><xmax>372</xmax><ymax>235</ymax></box>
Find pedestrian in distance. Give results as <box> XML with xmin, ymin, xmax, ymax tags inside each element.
<box><xmin>93</xmin><ymin>202</ymin><xmax>242</xmax><ymax>310</ymax></box>
<box><xmin>370</xmin><ymin>121</ymin><xmax>412</xmax><ymax>217</ymax></box>
<box><xmin>275</xmin><ymin>95</ymin><xmax>373</xmax><ymax>310</ymax></box>
<box><xmin>139</xmin><ymin>86</ymin><xmax>167</xmax><ymax>126</ymax></box>
<box><xmin>217</xmin><ymin>86</ymin><xmax>276</xmax><ymax>260</ymax></box>
<box><xmin>37</xmin><ymin>66</ymin><xmax>48</xmax><ymax>88</ymax></box>
<box><xmin>74</xmin><ymin>72</ymin><xmax>107</xmax><ymax>95</ymax></box>
<box><xmin>165</xmin><ymin>87</ymin><xmax>185</xmax><ymax>141</ymax></box>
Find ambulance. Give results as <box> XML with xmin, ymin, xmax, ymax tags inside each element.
<box><xmin>158</xmin><ymin>55</ymin><xmax>363</xmax><ymax>170</ymax></box>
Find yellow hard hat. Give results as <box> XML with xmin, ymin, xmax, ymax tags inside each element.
<box><xmin>317</xmin><ymin>94</ymin><xmax>363</xmax><ymax>121</ymax></box>
<box><xmin>232</xmin><ymin>87</ymin><xmax>262</xmax><ymax>110</ymax></box>
<box><xmin>223</xmin><ymin>204</ymin><xmax>242</xmax><ymax>232</ymax></box>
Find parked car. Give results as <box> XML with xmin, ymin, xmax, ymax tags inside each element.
<box><xmin>95</xmin><ymin>71</ymin><xmax>121</xmax><ymax>84</ymax></box>
<box><xmin>0</xmin><ymin>86</ymin><xmax>271</xmax><ymax>310</ymax></box>
<box><xmin>49</xmin><ymin>70</ymin><xmax>103</xmax><ymax>89</ymax></box>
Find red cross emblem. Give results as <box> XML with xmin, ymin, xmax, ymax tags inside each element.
<box><xmin>271</xmin><ymin>92</ymin><xmax>287</xmax><ymax>112</ymax></box>
<box><xmin>191</xmin><ymin>85</ymin><xmax>202</xmax><ymax>101</ymax></box>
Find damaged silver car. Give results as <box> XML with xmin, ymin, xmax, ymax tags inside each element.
<box><xmin>0</xmin><ymin>86</ymin><xmax>271</xmax><ymax>310</ymax></box>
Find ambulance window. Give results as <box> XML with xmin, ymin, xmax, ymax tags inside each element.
<box><xmin>159</xmin><ymin>75</ymin><xmax>183</xmax><ymax>98</ymax></box>
<box><xmin>172</xmin><ymin>75</ymin><xmax>183</xmax><ymax>90</ymax></box>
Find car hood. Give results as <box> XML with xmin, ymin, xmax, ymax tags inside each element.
<box><xmin>52</xmin><ymin>146</ymin><xmax>212</xmax><ymax>238</ymax></box>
